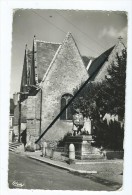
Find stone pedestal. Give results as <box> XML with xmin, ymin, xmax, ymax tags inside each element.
<box><xmin>64</xmin><ymin>135</ymin><xmax>104</xmax><ymax>160</ymax></box>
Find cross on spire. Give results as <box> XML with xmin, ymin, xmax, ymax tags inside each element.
<box><xmin>34</xmin><ymin>35</ymin><xmax>36</xmax><ymax>40</ymax></box>
<box><xmin>25</xmin><ymin>44</ymin><xmax>28</xmax><ymax>50</ymax></box>
<box><xmin>118</xmin><ymin>36</ymin><xmax>123</xmax><ymax>42</ymax></box>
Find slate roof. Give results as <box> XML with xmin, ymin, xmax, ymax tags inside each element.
<box><xmin>20</xmin><ymin>40</ymin><xmax>61</xmax><ymax>97</ymax></box>
<box><xmin>35</xmin><ymin>41</ymin><xmax>61</xmax><ymax>83</ymax></box>
<box><xmin>20</xmin><ymin>49</ymin><xmax>33</xmax><ymax>91</ymax></box>
<box><xmin>20</xmin><ymin>49</ymin><xmax>28</xmax><ymax>92</ymax></box>
<box><xmin>27</xmin><ymin>50</ymin><xmax>34</xmax><ymax>85</ymax></box>
<box><xmin>88</xmin><ymin>46</ymin><xmax>115</xmax><ymax>81</ymax></box>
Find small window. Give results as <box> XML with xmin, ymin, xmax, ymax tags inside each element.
<box><xmin>60</xmin><ymin>94</ymin><xmax>73</xmax><ymax>120</ymax></box>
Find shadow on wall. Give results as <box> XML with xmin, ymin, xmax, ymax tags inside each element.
<box><xmin>20</xmin><ymin>129</ymin><xmax>27</xmax><ymax>147</ymax></box>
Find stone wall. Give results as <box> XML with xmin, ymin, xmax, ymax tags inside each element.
<box><xmin>14</xmin><ymin>104</ymin><xmax>19</xmax><ymax>126</ymax></box>
<box><xmin>21</xmin><ymin>99</ymin><xmax>27</xmax><ymax>123</ymax></box>
<box><xmin>13</xmin><ymin>92</ymin><xmax>41</xmax><ymax>142</ymax></box>
<box><xmin>13</xmin><ymin>99</ymin><xmax>27</xmax><ymax>125</ymax></box>
<box><xmin>26</xmin><ymin>96</ymin><xmax>36</xmax><ymax>119</ymax></box>
<box><xmin>26</xmin><ymin>96</ymin><xmax>37</xmax><ymax>140</ymax></box>
<box><xmin>26</xmin><ymin>94</ymin><xmax>41</xmax><ymax>142</ymax></box>
<box><xmin>40</xmin><ymin>33</ymin><xmax>89</xmax><ymax>141</ymax></box>
<box><xmin>35</xmin><ymin>90</ymin><xmax>41</xmax><ymax>120</ymax></box>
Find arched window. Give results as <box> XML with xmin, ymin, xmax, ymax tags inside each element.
<box><xmin>60</xmin><ymin>94</ymin><xmax>73</xmax><ymax>120</ymax></box>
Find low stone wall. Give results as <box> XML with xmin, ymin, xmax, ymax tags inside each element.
<box><xmin>45</xmin><ymin>147</ymin><xmax>67</xmax><ymax>161</ymax></box>
<box><xmin>105</xmin><ymin>151</ymin><xmax>124</xmax><ymax>159</ymax></box>
<box><xmin>45</xmin><ymin>147</ymin><xmax>53</xmax><ymax>158</ymax></box>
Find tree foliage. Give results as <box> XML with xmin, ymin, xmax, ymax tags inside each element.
<box><xmin>92</xmin><ymin>120</ymin><xmax>124</xmax><ymax>150</ymax></box>
<box><xmin>102</xmin><ymin>49</ymin><xmax>126</xmax><ymax>119</ymax></box>
<box><xmin>72</xmin><ymin>48</ymin><xmax>126</xmax><ymax>150</ymax></box>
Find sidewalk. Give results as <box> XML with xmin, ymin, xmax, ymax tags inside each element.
<box><xmin>27</xmin><ymin>151</ymin><xmax>97</xmax><ymax>174</ymax></box>
<box><xmin>16</xmin><ymin>149</ymin><xmax>123</xmax><ymax>187</ymax></box>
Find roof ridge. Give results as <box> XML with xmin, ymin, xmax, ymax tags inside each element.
<box><xmin>62</xmin><ymin>32</ymin><xmax>72</xmax><ymax>45</ymax></box>
<box><xmin>114</xmin><ymin>40</ymin><xmax>126</xmax><ymax>51</ymax></box>
<box><xmin>39</xmin><ymin>32</ymin><xmax>89</xmax><ymax>87</ymax></box>
<box><xmin>93</xmin><ymin>41</ymin><xmax>127</xmax><ymax>81</ymax></box>
<box><xmin>64</xmin><ymin>32</ymin><xmax>89</xmax><ymax>74</ymax></box>
<box><xmin>88</xmin><ymin>46</ymin><xmax>115</xmax><ymax>80</ymax></box>
<box><xmin>36</xmin><ymin>40</ymin><xmax>62</xmax><ymax>45</ymax></box>
<box><xmin>94</xmin><ymin>46</ymin><xmax>115</xmax><ymax>79</ymax></box>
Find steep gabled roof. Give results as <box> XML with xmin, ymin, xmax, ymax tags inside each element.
<box><xmin>40</xmin><ymin>32</ymin><xmax>88</xmax><ymax>85</ymax></box>
<box><xmin>35</xmin><ymin>40</ymin><xmax>61</xmax><ymax>83</ymax></box>
<box><xmin>88</xmin><ymin>40</ymin><xmax>126</xmax><ymax>82</ymax></box>
<box><xmin>88</xmin><ymin>46</ymin><xmax>114</xmax><ymax>81</ymax></box>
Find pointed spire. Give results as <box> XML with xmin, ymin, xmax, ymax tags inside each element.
<box><xmin>34</xmin><ymin>35</ymin><xmax>36</xmax><ymax>41</ymax></box>
<box><xmin>25</xmin><ymin>44</ymin><xmax>28</xmax><ymax>54</ymax></box>
<box><xmin>115</xmin><ymin>36</ymin><xmax>126</xmax><ymax>56</ymax></box>
<box><xmin>67</xmin><ymin>32</ymin><xmax>72</xmax><ymax>36</ymax></box>
<box><xmin>33</xmin><ymin>35</ymin><xmax>37</xmax><ymax>51</ymax></box>
<box><xmin>33</xmin><ymin>35</ymin><xmax>36</xmax><ymax>48</ymax></box>
<box><xmin>66</xmin><ymin>32</ymin><xmax>72</xmax><ymax>39</ymax></box>
<box><xmin>63</xmin><ymin>32</ymin><xmax>74</xmax><ymax>45</ymax></box>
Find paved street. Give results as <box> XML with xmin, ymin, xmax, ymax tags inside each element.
<box><xmin>8</xmin><ymin>152</ymin><xmax>119</xmax><ymax>190</ymax></box>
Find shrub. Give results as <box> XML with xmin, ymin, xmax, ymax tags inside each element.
<box><xmin>57</xmin><ymin>132</ymin><xmax>72</xmax><ymax>147</ymax></box>
<box><xmin>92</xmin><ymin>120</ymin><xmax>124</xmax><ymax>150</ymax></box>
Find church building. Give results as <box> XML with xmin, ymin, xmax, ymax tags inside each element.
<box><xmin>13</xmin><ymin>33</ymin><xmax>89</xmax><ymax>144</ymax></box>
<box><xmin>13</xmin><ymin>33</ymin><xmax>126</xmax><ymax>145</ymax></box>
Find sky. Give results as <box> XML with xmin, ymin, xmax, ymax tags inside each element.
<box><xmin>10</xmin><ymin>9</ymin><xmax>127</xmax><ymax>97</ymax></box>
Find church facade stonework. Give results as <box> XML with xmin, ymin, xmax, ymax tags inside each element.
<box><xmin>14</xmin><ymin>33</ymin><xmax>89</xmax><ymax>143</ymax></box>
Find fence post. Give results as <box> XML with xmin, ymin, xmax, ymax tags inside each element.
<box><xmin>42</xmin><ymin>141</ymin><xmax>47</xmax><ymax>157</ymax></box>
<box><xmin>69</xmin><ymin>143</ymin><xmax>75</xmax><ymax>164</ymax></box>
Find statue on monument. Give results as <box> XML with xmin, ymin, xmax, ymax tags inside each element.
<box><xmin>72</xmin><ymin>108</ymin><xmax>84</xmax><ymax>136</ymax></box>
<box><xmin>83</xmin><ymin>116</ymin><xmax>92</xmax><ymax>135</ymax></box>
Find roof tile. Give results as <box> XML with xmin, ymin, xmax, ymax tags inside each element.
<box><xmin>36</xmin><ymin>41</ymin><xmax>61</xmax><ymax>82</ymax></box>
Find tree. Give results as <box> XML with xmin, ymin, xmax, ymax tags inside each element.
<box><xmin>92</xmin><ymin>120</ymin><xmax>124</xmax><ymax>150</ymax></box>
<box><xmin>72</xmin><ymin>47</ymin><xmax>126</xmax><ymax>150</ymax></box>
<box><xmin>101</xmin><ymin>49</ymin><xmax>126</xmax><ymax>119</ymax></box>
